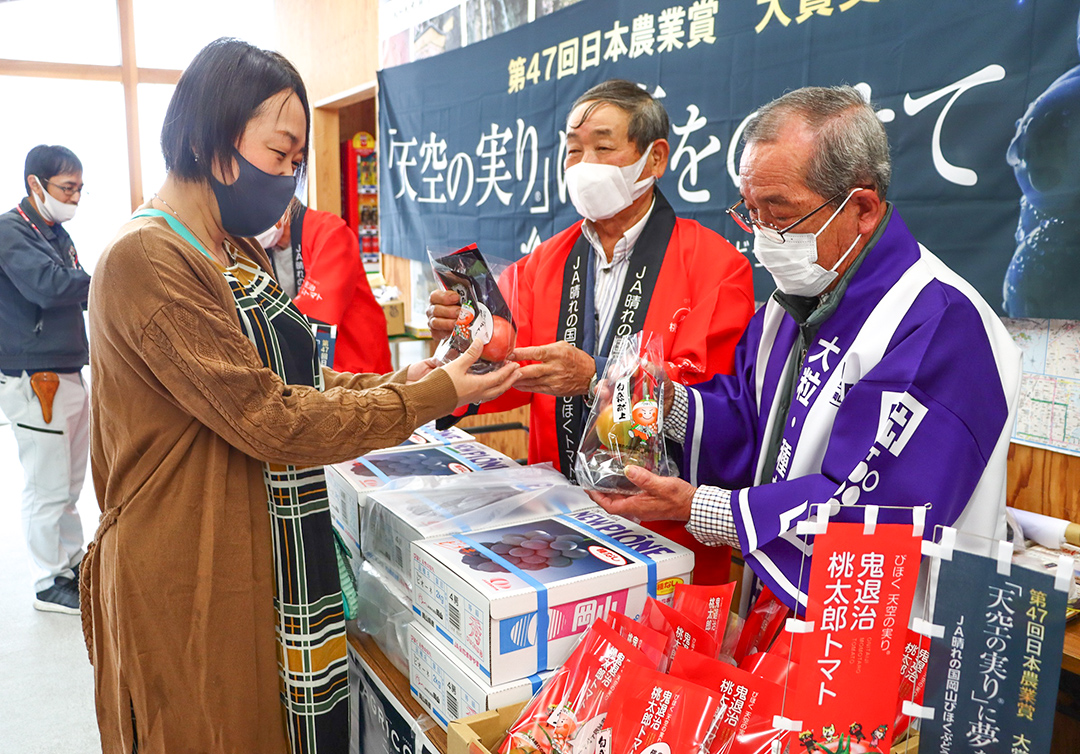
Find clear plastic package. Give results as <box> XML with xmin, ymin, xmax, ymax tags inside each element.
<box><xmin>429</xmin><ymin>244</ymin><xmax>518</xmax><ymax>374</ymax></box>
<box><xmin>575</xmin><ymin>331</ymin><xmax>676</xmax><ymax>494</ymax></box>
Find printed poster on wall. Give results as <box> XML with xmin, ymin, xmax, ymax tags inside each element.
<box><xmin>919</xmin><ymin>550</ymin><xmax>1068</xmax><ymax>754</ymax></box>
<box><xmin>790</xmin><ymin>522</ymin><xmax>923</xmax><ymax>753</ymax></box>
<box><xmin>378</xmin><ymin>0</ymin><xmax>1080</xmax><ymax>316</ymax></box>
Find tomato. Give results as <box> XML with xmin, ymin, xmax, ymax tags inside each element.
<box><xmin>594</xmin><ymin>405</ymin><xmax>633</xmax><ymax>449</ymax></box>
<box><xmin>481</xmin><ymin>315</ymin><xmax>515</xmax><ymax>362</ymax></box>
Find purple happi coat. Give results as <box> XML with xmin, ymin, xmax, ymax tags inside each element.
<box><xmin>682</xmin><ymin>209</ymin><xmax>1021</xmax><ymax>611</ymax></box>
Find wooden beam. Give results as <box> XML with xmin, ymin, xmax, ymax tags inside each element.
<box><xmin>0</xmin><ymin>59</ymin><xmax>122</xmax><ymax>81</ymax></box>
<box><xmin>116</xmin><ymin>0</ymin><xmax>143</xmax><ymax>211</ymax></box>
<box><xmin>310</xmin><ymin>107</ymin><xmax>341</xmax><ymax>214</ymax></box>
<box><xmin>137</xmin><ymin>68</ymin><xmax>182</xmax><ymax>85</ymax></box>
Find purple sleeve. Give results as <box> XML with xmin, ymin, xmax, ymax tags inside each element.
<box><xmin>731</xmin><ymin>288</ymin><xmax>1010</xmax><ymax>611</ymax></box>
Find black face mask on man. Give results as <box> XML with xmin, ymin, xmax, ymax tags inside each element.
<box><xmin>211</xmin><ymin>150</ymin><xmax>297</xmax><ymax>237</ymax></box>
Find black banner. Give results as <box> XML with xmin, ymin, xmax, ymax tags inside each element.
<box><xmin>378</xmin><ymin>0</ymin><xmax>1079</xmax><ymax>315</ymax></box>
<box><xmin>920</xmin><ymin>550</ymin><xmax>1067</xmax><ymax>754</ymax></box>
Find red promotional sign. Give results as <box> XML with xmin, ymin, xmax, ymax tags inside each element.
<box><xmin>791</xmin><ymin>521</ymin><xmax>923</xmax><ymax>753</ymax></box>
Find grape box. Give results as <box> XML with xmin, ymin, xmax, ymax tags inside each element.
<box><xmin>410</xmin><ymin>508</ymin><xmax>694</xmax><ymax>686</ymax></box>
<box><xmin>408</xmin><ymin>621</ymin><xmax>553</xmax><ymax>729</ymax></box>
<box><xmin>364</xmin><ymin>479</ymin><xmax>597</xmax><ymax>593</ymax></box>
<box><xmin>326</xmin><ymin>440</ymin><xmax>520</xmax><ymax>559</ymax></box>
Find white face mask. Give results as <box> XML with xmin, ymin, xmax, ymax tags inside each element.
<box><xmin>753</xmin><ymin>188</ymin><xmax>863</xmax><ymax>297</ymax></box>
<box><xmin>565</xmin><ymin>141</ymin><xmax>656</xmax><ymax>221</ymax></box>
<box><xmin>254</xmin><ymin>222</ymin><xmax>285</xmax><ymax>250</ymax></box>
<box><xmin>32</xmin><ymin>176</ymin><xmax>77</xmax><ymax>224</ymax></box>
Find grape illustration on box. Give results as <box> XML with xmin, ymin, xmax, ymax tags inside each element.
<box><xmin>456</xmin><ymin>521</ymin><xmax>633</xmax><ymax>584</ymax></box>
<box><xmin>430</xmin><ymin>244</ymin><xmax>517</xmax><ymax>373</ymax></box>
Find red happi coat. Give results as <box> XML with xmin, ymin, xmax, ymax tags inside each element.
<box><xmin>479</xmin><ymin>216</ymin><xmax>755</xmax><ymax>583</ymax></box>
<box><xmin>292</xmin><ymin>208</ymin><xmax>392</xmax><ymax>374</ymax></box>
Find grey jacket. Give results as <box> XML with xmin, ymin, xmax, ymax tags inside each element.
<box><xmin>0</xmin><ymin>197</ymin><xmax>90</xmax><ymax>372</ymax></box>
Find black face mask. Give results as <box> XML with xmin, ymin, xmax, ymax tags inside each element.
<box><xmin>211</xmin><ymin>150</ymin><xmax>297</xmax><ymax>237</ymax></box>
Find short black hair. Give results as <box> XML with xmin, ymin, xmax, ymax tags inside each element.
<box><xmin>161</xmin><ymin>37</ymin><xmax>310</xmax><ymax>183</ymax></box>
<box><xmin>24</xmin><ymin>145</ymin><xmax>82</xmax><ymax>195</ymax></box>
<box><xmin>569</xmin><ymin>80</ymin><xmax>670</xmax><ymax>155</ymax></box>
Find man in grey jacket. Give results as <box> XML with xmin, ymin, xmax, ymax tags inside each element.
<box><xmin>0</xmin><ymin>145</ymin><xmax>90</xmax><ymax>614</ymax></box>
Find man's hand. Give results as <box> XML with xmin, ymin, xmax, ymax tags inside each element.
<box><xmin>663</xmin><ymin>372</ymin><xmax>675</xmax><ymax>415</ymax></box>
<box><xmin>586</xmin><ymin>465</ymin><xmax>695</xmax><ymax>523</ymax></box>
<box><xmin>426</xmin><ymin>289</ymin><xmax>460</xmax><ymax>342</ymax></box>
<box><xmin>440</xmin><ymin>337</ymin><xmax>520</xmax><ymax>408</ymax></box>
<box><xmin>510</xmin><ymin>341</ymin><xmax>594</xmax><ymax>396</ymax></box>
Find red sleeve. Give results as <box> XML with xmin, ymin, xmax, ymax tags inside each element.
<box><xmin>648</xmin><ymin>220</ymin><xmax>755</xmax><ymax>385</ymax></box>
<box><xmin>293</xmin><ymin>211</ymin><xmax>359</xmax><ymax>325</ymax></box>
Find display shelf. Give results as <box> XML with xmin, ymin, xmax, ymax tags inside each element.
<box><xmin>348</xmin><ymin>631</ymin><xmax>449</xmax><ymax>754</ymax></box>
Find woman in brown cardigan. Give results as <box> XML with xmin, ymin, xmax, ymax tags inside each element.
<box><xmin>82</xmin><ymin>38</ymin><xmax>518</xmax><ymax>754</ymax></box>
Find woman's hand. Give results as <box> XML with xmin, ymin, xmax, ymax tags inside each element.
<box><xmin>440</xmin><ymin>337</ymin><xmax>520</xmax><ymax>408</ymax></box>
<box><xmin>406</xmin><ymin>357</ymin><xmax>441</xmax><ymax>384</ymax></box>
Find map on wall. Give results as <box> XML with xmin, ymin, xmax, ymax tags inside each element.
<box><xmin>1005</xmin><ymin>318</ymin><xmax>1080</xmax><ymax>456</ymax></box>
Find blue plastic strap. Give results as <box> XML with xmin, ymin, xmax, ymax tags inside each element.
<box><xmin>557</xmin><ymin>514</ymin><xmax>657</xmax><ymax>596</ymax></box>
<box><xmin>131</xmin><ymin>208</ymin><xmax>217</xmax><ymax>263</ymax></box>
<box><xmin>355</xmin><ymin>457</ymin><xmax>390</xmax><ymax>482</ymax></box>
<box><xmin>458</xmin><ymin>534</ymin><xmax>548</xmax><ymax>673</ymax></box>
<box><xmin>416</xmin><ymin>493</ymin><xmax>467</xmax><ymax>531</ymax></box>
<box><xmin>527</xmin><ymin>673</ymin><xmax>544</xmax><ymax>694</ymax></box>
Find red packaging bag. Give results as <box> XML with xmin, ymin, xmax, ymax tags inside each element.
<box><xmin>607</xmin><ymin>611</ymin><xmax>672</xmax><ymax>670</ymax></box>
<box><xmin>642</xmin><ymin>596</ymin><xmax>719</xmax><ymax>666</ymax></box>
<box><xmin>498</xmin><ymin>619</ymin><xmax>657</xmax><ymax>754</ymax></box>
<box><xmin>671</xmin><ymin>581</ymin><xmax>736</xmax><ymax>648</ymax></box>
<box><xmin>668</xmin><ymin>647</ymin><xmax>789</xmax><ymax>754</ymax></box>
<box><xmin>607</xmin><ymin>662</ymin><xmax>725</xmax><ymax>754</ymax></box>
<box><xmin>891</xmin><ymin>629</ymin><xmax>931</xmax><ymax>740</ymax></box>
<box><xmin>732</xmin><ymin>585</ymin><xmax>790</xmax><ymax>665</ymax></box>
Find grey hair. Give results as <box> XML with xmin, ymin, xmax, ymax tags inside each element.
<box><xmin>568</xmin><ymin>79</ymin><xmax>670</xmax><ymax>155</ymax></box>
<box><xmin>743</xmin><ymin>85</ymin><xmax>891</xmax><ymax>201</ymax></box>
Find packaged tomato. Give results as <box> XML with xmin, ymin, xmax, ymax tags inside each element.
<box><xmin>430</xmin><ymin>244</ymin><xmax>518</xmax><ymax>373</ymax></box>
<box><xmin>575</xmin><ymin>331</ymin><xmax>676</xmax><ymax>494</ymax></box>
<box><xmin>641</xmin><ymin>596</ymin><xmax>719</xmax><ymax>666</ymax></box>
<box><xmin>607</xmin><ymin>611</ymin><xmax>672</xmax><ymax>670</ymax></box>
<box><xmin>732</xmin><ymin>585</ymin><xmax>790</xmax><ymax>665</ymax></box>
<box><xmin>607</xmin><ymin>662</ymin><xmax>725</xmax><ymax>754</ymax></box>
<box><xmin>671</xmin><ymin>581</ymin><xmax>736</xmax><ymax>648</ymax></box>
<box><xmin>498</xmin><ymin>619</ymin><xmax>657</xmax><ymax>754</ymax></box>
<box><xmin>892</xmin><ymin>629</ymin><xmax>931</xmax><ymax>740</ymax></box>
<box><xmin>667</xmin><ymin>647</ymin><xmax>789</xmax><ymax>754</ymax></box>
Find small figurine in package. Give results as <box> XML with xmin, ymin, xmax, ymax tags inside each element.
<box><xmin>429</xmin><ymin>244</ymin><xmax>517</xmax><ymax>374</ymax></box>
<box><xmin>498</xmin><ymin>619</ymin><xmax>657</xmax><ymax>754</ymax></box>
<box><xmin>575</xmin><ymin>331</ymin><xmax>675</xmax><ymax>493</ymax></box>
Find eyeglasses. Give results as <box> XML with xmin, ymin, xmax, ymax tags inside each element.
<box><xmin>726</xmin><ymin>188</ymin><xmax>852</xmax><ymax>244</ymax></box>
<box><xmin>42</xmin><ymin>179</ymin><xmax>86</xmax><ymax>198</ymax></box>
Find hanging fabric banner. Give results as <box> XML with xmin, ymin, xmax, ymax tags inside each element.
<box><xmin>377</xmin><ymin>0</ymin><xmax>1080</xmax><ymax>316</ymax></box>
<box><xmin>919</xmin><ymin>549</ymin><xmax>1069</xmax><ymax>754</ymax></box>
<box><xmin>788</xmin><ymin>520</ymin><xmax>923</xmax><ymax>753</ymax></box>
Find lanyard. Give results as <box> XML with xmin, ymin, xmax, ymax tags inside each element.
<box><xmin>16</xmin><ymin>204</ymin><xmax>81</xmax><ymax>269</ymax></box>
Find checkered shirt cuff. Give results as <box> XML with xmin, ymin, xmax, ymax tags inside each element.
<box><xmin>665</xmin><ymin>382</ymin><xmax>689</xmax><ymax>441</ymax></box>
<box><xmin>686</xmin><ymin>485</ymin><xmax>740</xmax><ymax>548</ymax></box>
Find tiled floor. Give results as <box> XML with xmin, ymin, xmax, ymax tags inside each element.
<box><xmin>0</xmin><ymin>416</ymin><xmax>101</xmax><ymax>752</ymax></box>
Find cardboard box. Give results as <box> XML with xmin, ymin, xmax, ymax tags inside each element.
<box><xmin>411</xmin><ymin>507</ymin><xmax>694</xmax><ymax>686</ymax></box>
<box><xmin>409</xmin><ymin>622</ymin><xmax>550</xmax><ymax>730</ymax></box>
<box><xmin>446</xmin><ymin>702</ymin><xmax>527</xmax><ymax>754</ymax></box>
<box><xmin>326</xmin><ymin>441</ymin><xmax>521</xmax><ymax>553</ymax></box>
<box><xmin>382</xmin><ymin>298</ymin><xmax>406</xmax><ymax>336</ymax></box>
<box><xmin>366</xmin><ymin>477</ymin><xmax>596</xmax><ymax>593</ymax></box>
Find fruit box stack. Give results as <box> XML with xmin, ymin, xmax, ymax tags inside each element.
<box><xmin>363</xmin><ymin>479</ymin><xmax>598</xmax><ymax>593</ymax></box>
<box><xmin>410</xmin><ymin>507</ymin><xmax>694</xmax><ymax>687</ymax></box>
<box><xmin>408</xmin><ymin>621</ymin><xmax>554</xmax><ymax>729</ymax></box>
<box><xmin>326</xmin><ymin>440</ymin><xmax>520</xmax><ymax>563</ymax></box>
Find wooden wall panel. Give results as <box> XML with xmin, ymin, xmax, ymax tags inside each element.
<box><xmin>1007</xmin><ymin>443</ymin><xmax>1080</xmax><ymax>522</ymax></box>
<box><xmin>274</xmin><ymin>0</ymin><xmax>378</xmax><ymax>104</ymax></box>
